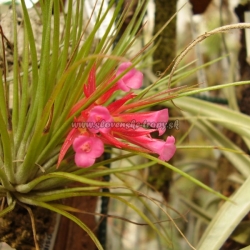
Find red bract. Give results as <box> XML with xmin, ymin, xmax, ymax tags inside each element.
<box><xmin>57</xmin><ymin>62</ymin><xmax>176</xmax><ymax>168</ymax></box>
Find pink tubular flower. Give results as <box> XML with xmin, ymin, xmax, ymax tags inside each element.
<box><xmin>116</xmin><ymin>62</ymin><xmax>143</xmax><ymax>91</ymax></box>
<box><xmin>121</xmin><ymin>135</ymin><xmax>176</xmax><ymax>161</ymax></box>
<box><xmin>97</xmin><ymin>63</ymin><xmax>143</xmax><ymax>104</ymax></box>
<box><xmin>156</xmin><ymin>136</ymin><xmax>176</xmax><ymax>161</ymax></box>
<box><xmin>73</xmin><ymin>135</ymin><xmax>104</xmax><ymax>168</ymax></box>
<box><xmin>87</xmin><ymin>106</ymin><xmax>114</xmax><ymax>134</ymax></box>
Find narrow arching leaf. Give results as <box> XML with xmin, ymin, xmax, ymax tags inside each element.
<box><xmin>0</xmin><ymin>201</ymin><xmax>16</xmax><ymax>218</ymax></box>
<box><xmin>197</xmin><ymin>176</ymin><xmax>250</xmax><ymax>250</ymax></box>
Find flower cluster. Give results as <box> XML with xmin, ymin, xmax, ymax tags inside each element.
<box><xmin>57</xmin><ymin>62</ymin><xmax>176</xmax><ymax>168</ymax></box>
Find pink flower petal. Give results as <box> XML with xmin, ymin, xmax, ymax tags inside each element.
<box><xmin>119</xmin><ymin>134</ymin><xmax>176</xmax><ymax>161</ymax></box>
<box><xmin>158</xmin><ymin>136</ymin><xmax>176</xmax><ymax>161</ymax></box>
<box><xmin>75</xmin><ymin>153</ymin><xmax>96</xmax><ymax>168</ymax></box>
<box><xmin>116</xmin><ymin>62</ymin><xmax>143</xmax><ymax>91</ymax></box>
<box><xmin>87</xmin><ymin>106</ymin><xmax>114</xmax><ymax>134</ymax></box>
<box><xmin>73</xmin><ymin>135</ymin><xmax>104</xmax><ymax>167</ymax></box>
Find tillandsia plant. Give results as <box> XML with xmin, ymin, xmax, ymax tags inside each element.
<box><xmin>0</xmin><ymin>0</ymin><xmax>183</xmax><ymax>249</ymax></box>
<box><xmin>1</xmin><ymin>0</ymin><xmax>250</xmax><ymax>249</ymax></box>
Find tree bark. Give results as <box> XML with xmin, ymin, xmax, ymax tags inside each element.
<box><xmin>152</xmin><ymin>0</ymin><xmax>177</xmax><ymax>75</ymax></box>
<box><xmin>54</xmin><ymin>183</ymin><xmax>98</xmax><ymax>250</ymax></box>
<box><xmin>149</xmin><ymin>0</ymin><xmax>177</xmax><ymax>201</ymax></box>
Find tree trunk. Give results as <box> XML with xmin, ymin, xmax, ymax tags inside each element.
<box><xmin>152</xmin><ymin>0</ymin><xmax>177</xmax><ymax>74</ymax></box>
<box><xmin>54</xmin><ymin>185</ymin><xmax>98</xmax><ymax>250</ymax></box>
<box><xmin>148</xmin><ymin>0</ymin><xmax>177</xmax><ymax>201</ymax></box>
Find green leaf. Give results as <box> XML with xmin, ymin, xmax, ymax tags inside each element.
<box><xmin>0</xmin><ymin>111</ymin><xmax>14</xmax><ymax>184</ymax></box>
<box><xmin>0</xmin><ymin>200</ymin><xmax>16</xmax><ymax>218</ymax></box>
<box><xmin>136</xmin><ymin>152</ymin><xmax>229</xmax><ymax>201</ymax></box>
<box><xmin>164</xmin><ymin>97</ymin><xmax>250</xmax><ymax>177</ymax></box>
<box><xmin>0</xmin><ymin>168</ymin><xmax>15</xmax><ymax>191</ymax></box>
<box><xmin>0</xmin><ymin>71</ymin><xmax>8</xmax><ymax>126</ymax></box>
<box><xmin>11</xmin><ymin>0</ymin><xmax>20</xmax><ymax>133</ymax></box>
<box><xmin>166</xmin><ymin>96</ymin><xmax>250</xmax><ymax>140</ymax></box>
<box><xmin>180</xmin><ymin>196</ymin><xmax>213</xmax><ymax>224</ymax></box>
<box><xmin>197</xmin><ymin>175</ymin><xmax>250</xmax><ymax>250</ymax></box>
<box><xmin>15</xmin><ymin>171</ymin><xmax>118</xmax><ymax>193</ymax></box>
<box><xmin>231</xmin><ymin>221</ymin><xmax>250</xmax><ymax>245</ymax></box>
<box><xmin>195</xmin><ymin>120</ymin><xmax>250</xmax><ymax>177</ymax></box>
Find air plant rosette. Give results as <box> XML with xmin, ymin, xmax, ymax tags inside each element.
<box><xmin>1</xmin><ymin>0</ymin><xmax>250</xmax><ymax>249</ymax></box>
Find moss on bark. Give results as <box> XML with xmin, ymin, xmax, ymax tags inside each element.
<box><xmin>152</xmin><ymin>0</ymin><xmax>177</xmax><ymax>75</ymax></box>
